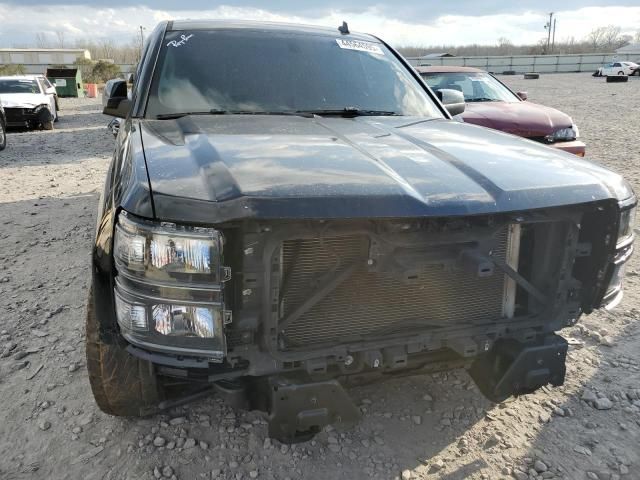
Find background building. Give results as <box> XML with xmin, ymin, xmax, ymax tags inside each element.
<box><xmin>616</xmin><ymin>43</ymin><xmax>640</xmax><ymax>55</ymax></box>
<box><xmin>0</xmin><ymin>48</ymin><xmax>91</xmax><ymax>74</ymax></box>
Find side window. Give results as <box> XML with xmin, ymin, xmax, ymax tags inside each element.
<box><xmin>36</xmin><ymin>78</ymin><xmax>47</xmax><ymax>94</ymax></box>
<box><xmin>421</xmin><ymin>74</ymin><xmax>444</xmax><ymax>89</ymax></box>
<box><xmin>422</xmin><ymin>74</ymin><xmax>472</xmax><ymax>98</ymax></box>
<box><xmin>613</xmin><ymin>63</ymin><xmax>621</xmax><ymax>67</ymax></box>
<box><xmin>448</xmin><ymin>77</ymin><xmax>473</xmax><ymax>98</ymax></box>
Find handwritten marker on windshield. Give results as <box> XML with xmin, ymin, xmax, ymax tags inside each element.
<box><xmin>167</xmin><ymin>34</ymin><xmax>193</xmax><ymax>48</ymax></box>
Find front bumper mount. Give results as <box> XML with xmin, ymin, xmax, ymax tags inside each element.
<box><xmin>469</xmin><ymin>334</ymin><xmax>568</xmax><ymax>402</ymax></box>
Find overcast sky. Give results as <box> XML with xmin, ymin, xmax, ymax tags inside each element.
<box><xmin>0</xmin><ymin>1</ymin><xmax>639</xmax><ymax>47</ymax></box>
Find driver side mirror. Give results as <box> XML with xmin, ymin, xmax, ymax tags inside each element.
<box><xmin>436</xmin><ymin>89</ymin><xmax>466</xmax><ymax>116</ymax></box>
<box><xmin>517</xmin><ymin>91</ymin><xmax>528</xmax><ymax>101</ymax></box>
<box><xmin>103</xmin><ymin>79</ymin><xmax>130</xmax><ymax>119</ymax></box>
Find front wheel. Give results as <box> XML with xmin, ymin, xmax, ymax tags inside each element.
<box><xmin>618</xmin><ymin>71</ymin><xmax>625</xmax><ymax>76</ymax></box>
<box><xmin>85</xmin><ymin>289</ymin><xmax>162</xmax><ymax>416</ymax></box>
<box><xmin>42</xmin><ymin>120</ymin><xmax>54</xmax><ymax>130</ymax></box>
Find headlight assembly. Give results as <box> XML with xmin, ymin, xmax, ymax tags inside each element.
<box><xmin>617</xmin><ymin>205</ymin><xmax>636</xmax><ymax>247</ymax></box>
<box><xmin>114</xmin><ymin>211</ymin><xmax>225</xmax><ymax>283</ymax></box>
<box><xmin>113</xmin><ymin>211</ymin><xmax>231</xmax><ymax>360</ymax></box>
<box><xmin>603</xmin><ymin>201</ymin><xmax>636</xmax><ymax>310</ymax></box>
<box><xmin>546</xmin><ymin>125</ymin><xmax>579</xmax><ymax>143</ymax></box>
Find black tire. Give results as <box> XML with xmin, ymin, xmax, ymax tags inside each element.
<box><xmin>85</xmin><ymin>289</ymin><xmax>162</xmax><ymax>416</ymax></box>
<box><xmin>618</xmin><ymin>71</ymin><xmax>624</xmax><ymax>76</ymax></box>
<box><xmin>0</xmin><ymin>120</ymin><xmax>6</xmax><ymax>151</ymax></box>
<box><xmin>503</xmin><ymin>70</ymin><xmax>516</xmax><ymax>75</ymax></box>
<box><xmin>524</xmin><ymin>73</ymin><xmax>539</xmax><ymax>80</ymax></box>
<box><xmin>42</xmin><ymin>120</ymin><xmax>54</xmax><ymax>130</ymax></box>
<box><xmin>606</xmin><ymin>75</ymin><xmax>629</xmax><ymax>83</ymax></box>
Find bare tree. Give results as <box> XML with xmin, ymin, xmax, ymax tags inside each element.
<box><xmin>98</xmin><ymin>38</ymin><xmax>116</xmax><ymax>60</ymax></box>
<box><xmin>496</xmin><ymin>37</ymin><xmax>513</xmax><ymax>55</ymax></box>
<box><xmin>602</xmin><ymin>25</ymin><xmax>622</xmax><ymax>49</ymax></box>
<box><xmin>55</xmin><ymin>30</ymin><xmax>66</xmax><ymax>49</ymax></box>
<box><xmin>587</xmin><ymin>26</ymin><xmax>607</xmax><ymax>50</ymax></box>
<box><xmin>586</xmin><ymin>25</ymin><xmax>627</xmax><ymax>51</ymax></box>
<box><xmin>35</xmin><ymin>32</ymin><xmax>50</xmax><ymax>48</ymax></box>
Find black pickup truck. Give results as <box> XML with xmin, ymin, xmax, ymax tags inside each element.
<box><xmin>89</xmin><ymin>20</ymin><xmax>635</xmax><ymax>442</ymax></box>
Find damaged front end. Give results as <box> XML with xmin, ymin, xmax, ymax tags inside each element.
<box><xmin>3</xmin><ymin>104</ymin><xmax>53</xmax><ymax>129</ymax></box>
<box><xmin>115</xmin><ymin>198</ymin><xmax>632</xmax><ymax>441</ymax></box>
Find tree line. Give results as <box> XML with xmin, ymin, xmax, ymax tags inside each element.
<box><xmin>397</xmin><ymin>26</ymin><xmax>640</xmax><ymax>58</ymax></box>
<box><xmin>16</xmin><ymin>24</ymin><xmax>640</xmax><ymax>66</ymax></box>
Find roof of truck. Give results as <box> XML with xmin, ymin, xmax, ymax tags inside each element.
<box><xmin>167</xmin><ymin>20</ymin><xmax>377</xmax><ymax>42</ymax></box>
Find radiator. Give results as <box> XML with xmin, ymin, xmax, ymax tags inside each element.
<box><xmin>278</xmin><ymin>226</ymin><xmax>514</xmax><ymax>349</ymax></box>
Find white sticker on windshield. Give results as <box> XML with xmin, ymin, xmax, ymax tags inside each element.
<box><xmin>336</xmin><ymin>38</ymin><xmax>384</xmax><ymax>55</ymax></box>
<box><xmin>167</xmin><ymin>34</ymin><xmax>194</xmax><ymax>48</ymax></box>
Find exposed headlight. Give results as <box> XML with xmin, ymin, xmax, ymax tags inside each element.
<box><xmin>546</xmin><ymin>125</ymin><xmax>579</xmax><ymax>142</ymax></box>
<box><xmin>617</xmin><ymin>206</ymin><xmax>636</xmax><ymax>247</ymax></box>
<box><xmin>152</xmin><ymin>304</ymin><xmax>223</xmax><ymax>338</ymax></box>
<box><xmin>113</xmin><ymin>211</ymin><xmax>231</xmax><ymax>360</ymax></box>
<box><xmin>114</xmin><ymin>211</ymin><xmax>226</xmax><ymax>284</ymax></box>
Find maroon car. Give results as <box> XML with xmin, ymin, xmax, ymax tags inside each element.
<box><xmin>417</xmin><ymin>66</ymin><xmax>586</xmax><ymax>156</ymax></box>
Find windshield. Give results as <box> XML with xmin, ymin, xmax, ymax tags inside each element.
<box><xmin>146</xmin><ymin>29</ymin><xmax>442</xmax><ymax>118</ymax></box>
<box><xmin>420</xmin><ymin>72</ymin><xmax>519</xmax><ymax>103</ymax></box>
<box><xmin>0</xmin><ymin>79</ymin><xmax>41</xmax><ymax>94</ymax></box>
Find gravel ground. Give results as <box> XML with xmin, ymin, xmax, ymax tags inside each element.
<box><xmin>0</xmin><ymin>73</ymin><xmax>639</xmax><ymax>480</ymax></box>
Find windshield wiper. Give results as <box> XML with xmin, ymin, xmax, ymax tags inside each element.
<box><xmin>155</xmin><ymin>109</ymin><xmax>228</xmax><ymax>120</ymax></box>
<box><xmin>155</xmin><ymin>110</ymin><xmax>314</xmax><ymax>120</ymax></box>
<box><xmin>465</xmin><ymin>98</ymin><xmax>501</xmax><ymax>103</ymax></box>
<box><xmin>296</xmin><ymin>107</ymin><xmax>402</xmax><ymax>117</ymax></box>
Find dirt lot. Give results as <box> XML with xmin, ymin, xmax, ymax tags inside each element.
<box><xmin>0</xmin><ymin>73</ymin><xmax>639</xmax><ymax>480</ymax></box>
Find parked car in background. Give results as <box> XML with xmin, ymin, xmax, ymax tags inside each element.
<box><xmin>0</xmin><ymin>103</ymin><xmax>6</xmax><ymax>150</ymax></box>
<box><xmin>0</xmin><ymin>76</ymin><xmax>58</xmax><ymax>130</ymax></box>
<box><xmin>417</xmin><ymin>66</ymin><xmax>586</xmax><ymax>156</ymax></box>
<box><xmin>594</xmin><ymin>61</ymin><xmax>639</xmax><ymax>77</ymax></box>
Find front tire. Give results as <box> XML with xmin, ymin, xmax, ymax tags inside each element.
<box><xmin>42</xmin><ymin>120</ymin><xmax>54</xmax><ymax>130</ymax></box>
<box><xmin>85</xmin><ymin>289</ymin><xmax>162</xmax><ymax>416</ymax></box>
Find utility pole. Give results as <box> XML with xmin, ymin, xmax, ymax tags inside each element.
<box><xmin>139</xmin><ymin>26</ymin><xmax>145</xmax><ymax>49</ymax></box>
<box><xmin>544</xmin><ymin>12</ymin><xmax>554</xmax><ymax>54</ymax></box>
<box><xmin>552</xmin><ymin>18</ymin><xmax>557</xmax><ymax>53</ymax></box>
<box><xmin>138</xmin><ymin>26</ymin><xmax>145</xmax><ymax>63</ymax></box>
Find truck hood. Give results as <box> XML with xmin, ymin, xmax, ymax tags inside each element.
<box><xmin>461</xmin><ymin>101</ymin><xmax>574</xmax><ymax>138</ymax></box>
<box><xmin>138</xmin><ymin>115</ymin><xmax>631</xmax><ymax>224</ymax></box>
<box><xmin>0</xmin><ymin>93</ymin><xmax>49</xmax><ymax>109</ymax></box>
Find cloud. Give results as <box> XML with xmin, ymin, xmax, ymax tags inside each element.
<box><xmin>2</xmin><ymin>0</ymin><xmax>639</xmax><ymax>21</ymax></box>
<box><xmin>0</xmin><ymin>2</ymin><xmax>638</xmax><ymax>48</ymax></box>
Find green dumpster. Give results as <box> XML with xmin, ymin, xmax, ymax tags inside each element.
<box><xmin>46</xmin><ymin>68</ymin><xmax>83</xmax><ymax>98</ymax></box>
